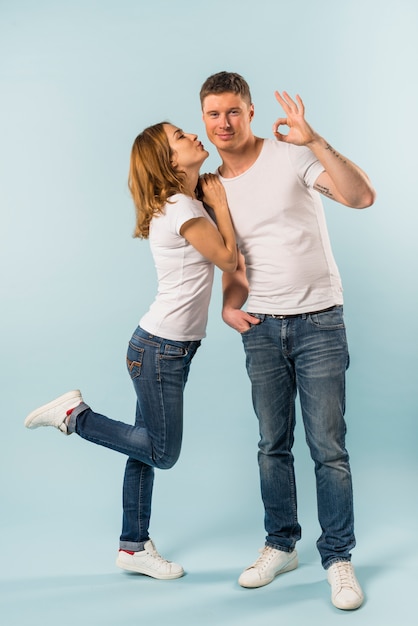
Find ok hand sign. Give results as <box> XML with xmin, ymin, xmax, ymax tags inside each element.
<box><xmin>272</xmin><ymin>91</ymin><xmax>318</xmax><ymax>146</ymax></box>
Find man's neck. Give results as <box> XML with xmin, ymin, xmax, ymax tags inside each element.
<box><xmin>218</xmin><ymin>136</ymin><xmax>264</xmax><ymax>178</ymax></box>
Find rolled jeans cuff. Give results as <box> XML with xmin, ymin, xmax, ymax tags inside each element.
<box><xmin>67</xmin><ymin>402</ymin><xmax>90</xmax><ymax>434</ymax></box>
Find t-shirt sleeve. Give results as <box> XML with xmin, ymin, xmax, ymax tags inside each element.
<box><xmin>288</xmin><ymin>144</ymin><xmax>325</xmax><ymax>188</ymax></box>
<box><xmin>167</xmin><ymin>195</ymin><xmax>208</xmax><ymax>236</ymax></box>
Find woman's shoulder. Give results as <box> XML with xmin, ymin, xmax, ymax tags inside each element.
<box><xmin>151</xmin><ymin>194</ymin><xmax>206</xmax><ymax>237</ymax></box>
<box><xmin>166</xmin><ymin>193</ymin><xmax>205</xmax><ymax>216</ymax></box>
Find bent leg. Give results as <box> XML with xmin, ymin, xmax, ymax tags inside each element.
<box><xmin>68</xmin><ymin>328</ymin><xmax>200</xmax><ymax>548</ymax></box>
<box><xmin>69</xmin><ymin>329</ymin><xmax>199</xmax><ymax>469</ymax></box>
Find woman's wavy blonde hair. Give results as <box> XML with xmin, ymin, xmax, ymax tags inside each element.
<box><xmin>128</xmin><ymin>122</ymin><xmax>189</xmax><ymax>239</ymax></box>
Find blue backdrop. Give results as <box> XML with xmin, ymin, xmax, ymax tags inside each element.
<box><xmin>1</xmin><ymin>1</ymin><xmax>417</xmax><ymax>624</ymax></box>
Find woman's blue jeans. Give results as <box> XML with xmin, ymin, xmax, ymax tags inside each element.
<box><xmin>68</xmin><ymin>326</ymin><xmax>201</xmax><ymax>551</ymax></box>
<box><xmin>241</xmin><ymin>306</ymin><xmax>355</xmax><ymax>569</ymax></box>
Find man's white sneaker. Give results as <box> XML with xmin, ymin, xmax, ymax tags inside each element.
<box><xmin>24</xmin><ymin>390</ymin><xmax>83</xmax><ymax>434</ymax></box>
<box><xmin>116</xmin><ymin>539</ymin><xmax>184</xmax><ymax>580</ymax></box>
<box><xmin>238</xmin><ymin>546</ymin><xmax>298</xmax><ymax>588</ymax></box>
<box><xmin>327</xmin><ymin>561</ymin><xmax>364</xmax><ymax>610</ymax></box>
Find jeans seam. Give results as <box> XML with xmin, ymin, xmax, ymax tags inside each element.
<box><xmin>138</xmin><ymin>463</ymin><xmax>146</xmax><ymax>542</ymax></box>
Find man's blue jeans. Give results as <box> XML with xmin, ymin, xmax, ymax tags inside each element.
<box><xmin>241</xmin><ymin>306</ymin><xmax>355</xmax><ymax>569</ymax></box>
<box><xmin>68</xmin><ymin>326</ymin><xmax>201</xmax><ymax>551</ymax></box>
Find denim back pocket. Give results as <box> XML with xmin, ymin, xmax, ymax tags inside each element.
<box><xmin>126</xmin><ymin>343</ymin><xmax>145</xmax><ymax>379</ymax></box>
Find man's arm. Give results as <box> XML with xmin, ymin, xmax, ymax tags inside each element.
<box><xmin>222</xmin><ymin>250</ymin><xmax>260</xmax><ymax>333</ymax></box>
<box><xmin>273</xmin><ymin>91</ymin><xmax>376</xmax><ymax>209</ymax></box>
<box><xmin>309</xmin><ymin>140</ymin><xmax>375</xmax><ymax>208</ymax></box>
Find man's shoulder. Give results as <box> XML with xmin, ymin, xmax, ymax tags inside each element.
<box><xmin>261</xmin><ymin>138</ymin><xmax>296</xmax><ymax>158</ymax></box>
<box><xmin>263</xmin><ymin>138</ymin><xmax>302</xmax><ymax>153</ymax></box>
<box><xmin>258</xmin><ymin>138</ymin><xmax>297</xmax><ymax>164</ymax></box>
<box><xmin>264</xmin><ymin>139</ymin><xmax>318</xmax><ymax>168</ymax></box>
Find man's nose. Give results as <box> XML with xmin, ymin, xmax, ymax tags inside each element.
<box><xmin>219</xmin><ymin>114</ymin><xmax>230</xmax><ymax>128</ymax></box>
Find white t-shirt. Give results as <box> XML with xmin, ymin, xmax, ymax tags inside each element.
<box><xmin>219</xmin><ymin>139</ymin><xmax>343</xmax><ymax>314</ymax></box>
<box><xmin>139</xmin><ymin>194</ymin><xmax>215</xmax><ymax>341</ymax></box>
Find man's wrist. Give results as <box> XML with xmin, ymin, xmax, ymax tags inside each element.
<box><xmin>306</xmin><ymin>133</ymin><xmax>324</xmax><ymax>150</ymax></box>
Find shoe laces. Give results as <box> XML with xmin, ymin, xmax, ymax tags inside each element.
<box><xmin>251</xmin><ymin>546</ymin><xmax>278</xmax><ymax>571</ymax></box>
<box><xmin>331</xmin><ymin>561</ymin><xmax>357</xmax><ymax>590</ymax></box>
<box><xmin>144</xmin><ymin>540</ymin><xmax>171</xmax><ymax>566</ymax></box>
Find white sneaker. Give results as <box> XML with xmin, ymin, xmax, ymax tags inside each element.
<box><xmin>327</xmin><ymin>561</ymin><xmax>364</xmax><ymax>610</ymax></box>
<box><xmin>116</xmin><ymin>540</ymin><xmax>184</xmax><ymax>580</ymax></box>
<box><xmin>24</xmin><ymin>390</ymin><xmax>83</xmax><ymax>434</ymax></box>
<box><xmin>238</xmin><ymin>546</ymin><xmax>298</xmax><ymax>588</ymax></box>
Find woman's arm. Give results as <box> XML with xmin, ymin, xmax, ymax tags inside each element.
<box><xmin>180</xmin><ymin>174</ymin><xmax>237</xmax><ymax>273</ymax></box>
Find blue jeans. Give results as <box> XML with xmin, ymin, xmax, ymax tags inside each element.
<box><xmin>241</xmin><ymin>306</ymin><xmax>355</xmax><ymax>569</ymax></box>
<box><xmin>68</xmin><ymin>326</ymin><xmax>201</xmax><ymax>551</ymax></box>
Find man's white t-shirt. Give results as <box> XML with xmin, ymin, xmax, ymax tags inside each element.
<box><xmin>219</xmin><ymin>139</ymin><xmax>344</xmax><ymax>314</ymax></box>
<box><xmin>139</xmin><ymin>194</ymin><xmax>215</xmax><ymax>341</ymax></box>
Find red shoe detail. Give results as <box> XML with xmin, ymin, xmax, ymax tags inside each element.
<box><xmin>119</xmin><ymin>549</ymin><xmax>135</xmax><ymax>555</ymax></box>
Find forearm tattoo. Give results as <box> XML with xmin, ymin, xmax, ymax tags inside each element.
<box><xmin>314</xmin><ymin>183</ymin><xmax>334</xmax><ymax>198</ymax></box>
<box><xmin>325</xmin><ymin>143</ymin><xmax>347</xmax><ymax>164</ymax></box>
<box><xmin>314</xmin><ymin>144</ymin><xmax>348</xmax><ymax>198</ymax></box>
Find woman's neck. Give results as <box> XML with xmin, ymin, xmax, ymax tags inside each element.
<box><xmin>183</xmin><ymin>168</ymin><xmax>199</xmax><ymax>198</ymax></box>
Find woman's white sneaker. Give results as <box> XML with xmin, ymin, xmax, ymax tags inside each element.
<box><xmin>327</xmin><ymin>561</ymin><xmax>364</xmax><ymax>610</ymax></box>
<box><xmin>116</xmin><ymin>540</ymin><xmax>184</xmax><ymax>580</ymax></box>
<box><xmin>238</xmin><ymin>546</ymin><xmax>298</xmax><ymax>588</ymax></box>
<box><xmin>24</xmin><ymin>390</ymin><xmax>82</xmax><ymax>434</ymax></box>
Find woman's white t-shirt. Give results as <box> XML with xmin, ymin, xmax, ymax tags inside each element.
<box><xmin>139</xmin><ymin>194</ymin><xmax>215</xmax><ymax>341</ymax></box>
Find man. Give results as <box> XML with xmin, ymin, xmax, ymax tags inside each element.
<box><xmin>200</xmin><ymin>71</ymin><xmax>375</xmax><ymax>611</ymax></box>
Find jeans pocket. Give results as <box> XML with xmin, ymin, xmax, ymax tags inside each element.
<box><xmin>240</xmin><ymin>313</ymin><xmax>265</xmax><ymax>336</ymax></box>
<box><xmin>161</xmin><ymin>343</ymin><xmax>188</xmax><ymax>359</ymax></box>
<box><xmin>126</xmin><ymin>344</ymin><xmax>145</xmax><ymax>379</ymax></box>
<box><xmin>309</xmin><ymin>306</ymin><xmax>345</xmax><ymax>330</ymax></box>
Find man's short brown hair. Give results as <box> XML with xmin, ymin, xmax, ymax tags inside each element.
<box><xmin>200</xmin><ymin>71</ymin><xmax>252</xmax><ymax>108</ymax></box>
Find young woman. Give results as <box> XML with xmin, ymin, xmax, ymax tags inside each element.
<box><xmin>24</xmin><ymin>122</ymin><xmax>237</xmax><ymax>580</ymax></box>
